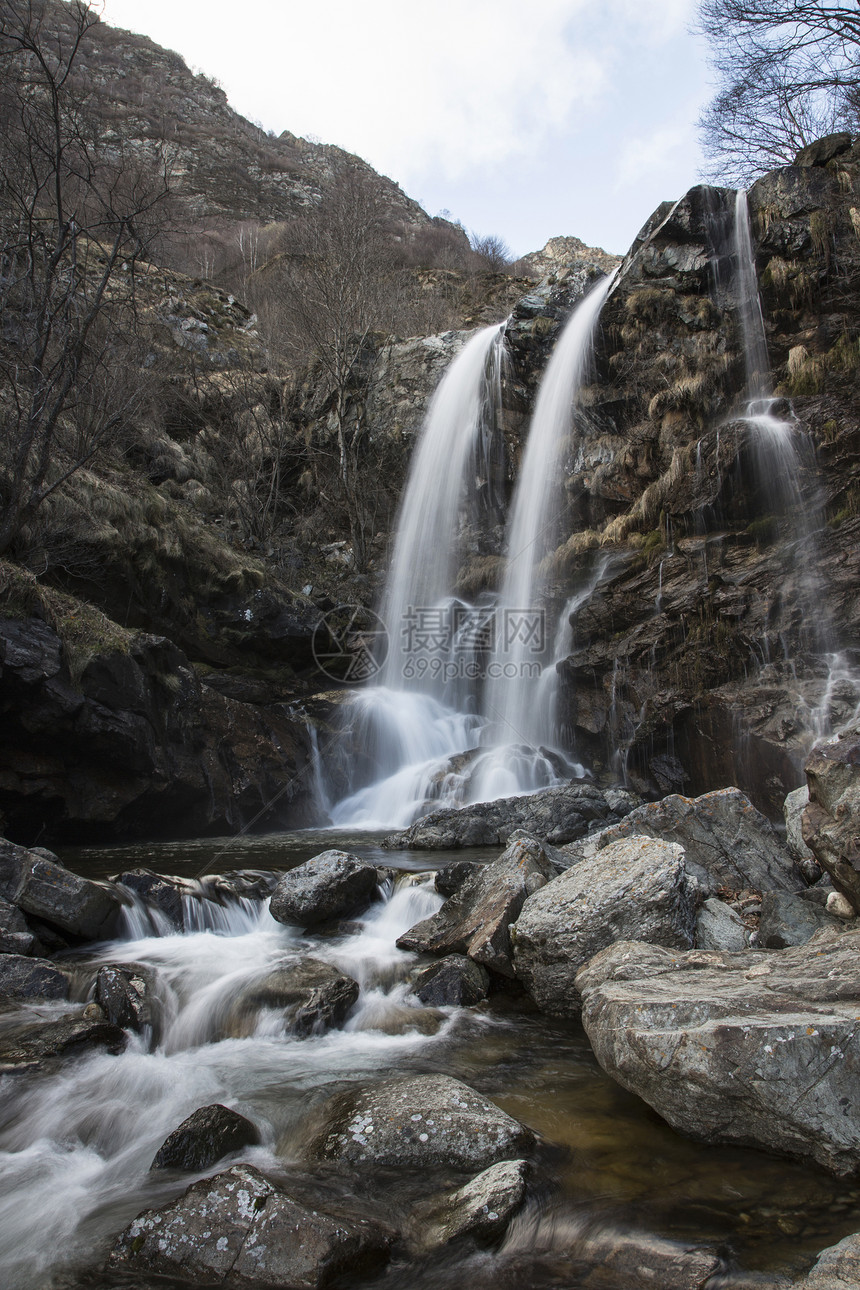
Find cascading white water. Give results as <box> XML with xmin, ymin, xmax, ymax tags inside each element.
<box><xmin>329</xmin><ymin>324</ymin><xmax>507</xmax><ymax>828</ymax></box>
<box><xmin>471</xmin><ymin>274</ymin><xmax>614</xmax><ymax>800</ymax></box>
<box><xmin>330</xmin><ymin>278</ymin><xmax>619</xmax><ymax>826</ymax></box>
<box><xmin>0</xmin><ymin>876</ymin><xmax>471</xmax><ymax>1288</ymax></box>
<box><xmin>379</xmin><ymin>322</ymin><xmax>507</xmax><ymax>696</ymax></box>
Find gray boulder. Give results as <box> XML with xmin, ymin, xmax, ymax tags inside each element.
<box><xmin>269</xmin><ymin>851</ymin><xmax>378</xmax><ymax>927</ymax></box>
<box><xmin>758</xmin><ymin>891</ymin><xmax>848</xmax><ymax>948</ymax></box>
<box><xmin>0</xmin><ymin>898</ymin><xmax>38</xmax><ymax>955</ymax></box>
<box><xmin>696</xmin><ymin>897</ymin><xmax>748</xmax><ymax>951</ymax></box>
<box><xmin>803</xmin><ymin>722</ymin><xmax>860</xmax><ymax>912</ymax></box>
<box><xmin>0</xmin><ymin>838</ymin><xmax>120</xmax><ymax>939</ymax></box>
<box><xmin>396</xmin><ymin>834</ymin><xmax>556</xmax><ymax>977</ymax></box>
<box><xmin>241</xmin><ymin>957</ymin><xmax>359</xmax><ymax>1035</ymax></box>
<box><xmin>410</xmin><ymin>955</ymin><xmax>490</xmax><ymax>1007</ymax></box>
<box><xmin>792</xmin><ymin>1232</ymin><xmax>860</xmax><ymax>1287</ymax></box>
<box><xmin>0</xmin><ymin>1016</ymin><xmax>126</xmax><ymax>1073</ymax></box>
<box><xmin>576</xmin><ymin>930</ymin><xmax>860</xmax><ymax>1175</ymax></box>
<box><xmin>151</xmin><ymin>1103</ymin><xmax>260</xmax><ymax>1172</ymax></box>
<box><xmin>383</xmin><ymin>784</ymin><xmax>637</xmax><ymax>849</ymax></box>
<box><xmin>94</xmin><ymin>963</ymin><xmax>157</xmax><ymax>1034</ymax></box>
<box><xmin>308</xmin><ymin>1074</ymin><xmax>535</xmax><ymax>1171</ymax></box>
<box><xmin>0</xmin><ymin>953</ymin><xmax>70</xmax><ymax>1001</ymax></box>
<box><xmin>560</xmin><ymin>789</ymin><xmax>800</xmax><ymax>896</ymax></box>
<box><xmin>784</xmin><ymin>785</ymin><xmax>817</xmax><ymax>871</ymax></box>
<box><xmin>405</xmin><ymin>1158</ymin><xmax>529</xmax><ymax>1252</ymax></box>
<box><xmin>109</xmin><ymin>1163</ymin><xmax>392</xmax><ymax>1285</ymax></box>
<box><xmin>511</xmin><ymin>837</ymin><xmax>696</xmax><ymax>1016</ymax></box>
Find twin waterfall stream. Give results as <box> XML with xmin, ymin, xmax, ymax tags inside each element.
<box><xmin>2</xmin><ymin>194</ymin><xmax>859</xmax><ymax>1290</ymax></box>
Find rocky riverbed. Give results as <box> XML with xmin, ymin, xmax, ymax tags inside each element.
<box><xmin>0</xmin><ymin>724</ymin><xmax>860</xmax><ymax>1288</ymax></box>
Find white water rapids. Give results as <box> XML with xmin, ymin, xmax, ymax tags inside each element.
<box><xmin>0</xmin><ymin>876</ymin><xmax>494</xmax><ymax>1288</ymax></box>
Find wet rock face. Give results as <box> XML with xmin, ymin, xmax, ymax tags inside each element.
<box><xmin>511</xmin><ymin>836</ymin><xmax>696</xmax><ymax>1016</ymax></box>
<box><xmin>151</xmin><ymin>1104</ymin><xmax>260</xmax><ymax>1173</ymax></box>
<box><xmin>268</xmin><ymin>852</ymin><xmax>379</xmax><ymax>928</ymax></box>
<box><xmin>109</xmin><ymin>1163</ymin><xmax>393</xmax><ymax>1286</ymax></box>
<box><xmin>0</xmin><ymin>838</ymin><xmax>120</xmax><ymax>940</ymax></box>
<box><xmin>803</xmin><ymin>722</ymin><xmax>860</xmax><ymax>912</ymax></box>
<box><xmin>396</xmin><ymin>833</ymin><xmax>557</xmax><ymax>977</ymax></box>
<box><xmin>308</xmin><ymin>1074</ymin><xmax>536</xmax><ymax>1171</ymax></box>
<box><xmin>240</xmin><ymin>958</ymin><xmax>360</xmax><ymax>1035</ymax></box>
<box><xmin>94</xmin><ymin>963</ymin><xmax>157</xmax><ymax>1034</ymax></box>
<box><xmin>0</xmin><ymin>1016</ymin><xmax>126</xmax><ymax>1074</ymax></box>
<box><xmin>384</xmin><ymin>784</ymin><xmax>637</xmax><ymax>849</ymax></box>
<box><xmin>560</xmin><ymin>789</ymin><xmax>800</xmax><ymax>896</ymax></box>
<box><xmin>0</xmin><ymin>617</ymin><xmax>313</xmax><ymax>844</ymax></box>
<box><xmin>115</xmin><ymin>868</ymin><xmax>185</xmax><ymax>930</ymax></box>
<box><xmin>576</xmin><ymin>932</ymin><xmax>860</xmax><ymax>1175</ymax></box>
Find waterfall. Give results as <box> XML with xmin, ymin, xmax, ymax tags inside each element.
<box><xmin>733</xmin><ymin>189</ymin><xmax>771</xmax><ymax>408</ymax></box>
<box><xmin>379</xmin><ymin>322</ymin><xmax>507</xmax><ymax>697</ymax></box>
<box><xmin>329</xmin><ymin>324</ymin><xmax>506</xmax><ymax>829</ymax></box>
<box><xmin>471</xmin><ymin>274</ymin><xmax>614</xmax><ymax>800</ymax></box>
<box><xmin>328</xmin><ymin>276</ymin><xmax>618</xmax><ymax>827</ymax></box>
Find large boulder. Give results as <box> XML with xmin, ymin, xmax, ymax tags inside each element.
<box><xmin>0</xmin><ymin>838</ymin><xmax>121</xmax><ymax>940</ymax></box>
<box><xmin>396</xmin><ymin>833</ymin><xmax>556</xmax><ymax>977</ymax></box>
<box><xmin>383</xmin><ymin>784</ymin><xmax>636</xmax><ymax>849</ymax></box>
<box><xmin>307</xmin><ymin>1074</ymin><xmax>535</xmax><ymax>1172</ymax></box>
<box><xmin>151</xmin><ymin>1104</ymin><xmax>260</xmax><ymax>1172</ymax></box>
<box><xmin>576</xmin><ymin>931</ymin><xmax>860</xmax><ymax>1175</ymax></box>
<box><xmin>240</xmin><ymin>958</ymin><xmax>359</xmax><ymax>1035</ymax></box>
<box><xmin>792</xmin><ymin>1232</ymin><xmax>860</xmax><ymax>1288</ymax></box>
<box><xmin>268</xmin><ymin>851</ymin><xmax>378</xmax><ymax>927</ymax></box>
<box><xmin>511</xmin><ymin>836</ymin><xmax>696</xmax><ymax>1016</ymax></box>
<box><xmin>802</xmin><ymin>722</ymin><xmax>860</xmax><ymax>912</ymax></box>
<box><xmin>109</xmin><ymin>1163</ymin><xmax>392</xmax><ymax>1286</ymax></box>
<box><xmin>558</xmin><ymin>789</ymin><xmax>800</xmax><ymax>896</ymax></box>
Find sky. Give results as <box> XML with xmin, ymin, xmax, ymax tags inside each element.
<box><xmin>100</xmin><ymin>0</ymin><xmax>715</xmax><ymax>258</ymax></box>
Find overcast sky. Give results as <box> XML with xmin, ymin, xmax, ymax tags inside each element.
<box><xmin>101</xmin><ymin>0</ymin><xmax>715</xmax><ymax>258</ymax></box>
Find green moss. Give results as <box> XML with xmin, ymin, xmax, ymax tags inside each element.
<box><xmin>745</xmin><ymin>515</ymin><xmax>780</xmax><ymax>548</ymax></box>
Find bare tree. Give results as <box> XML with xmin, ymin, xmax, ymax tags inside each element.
<box><xmin>469</xmin><ymin>231</ymin><xmax>512</xmax><ymax>272</ymax></box>
<box><xmin>276</xmin><ymin>165</ymin><xmax>396</xmax><ymax>570</ymax></box>
<box><xmin>0</xmin><ymin>0</ymin><xmax>170</xmax><ymax>556</ymax></box>
<box><xmin>697</xmin><ymin>1</ymin><xmax>860</xmax><ymax>183</ymax></box>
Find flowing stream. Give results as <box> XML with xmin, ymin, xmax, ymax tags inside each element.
<box><xmin>3</xmin><ymin>837</ymin><xmax>860</xmax><ymax>1288</ymax></box>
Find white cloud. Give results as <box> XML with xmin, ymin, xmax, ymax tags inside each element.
<box><xmin>103</xmin><ymin>1</ymin><xmax>609</xmax><ymax>182</ymax></box>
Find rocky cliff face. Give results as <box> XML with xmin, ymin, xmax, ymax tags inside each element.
<box><xmin>46</xmin><ymin>0</ymin><xmax>433</xmax><ymax>233</ymax></box>
<box><xmin>541</xmin><ymin>137</ymin><xmax>860</xmax><ymax>812</ymax></box>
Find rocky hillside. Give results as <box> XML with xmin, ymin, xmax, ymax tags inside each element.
<box><xmin>46</xmin><ymin>0</ymin><xmax>433</xmax><ymax>232</ymax></box>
